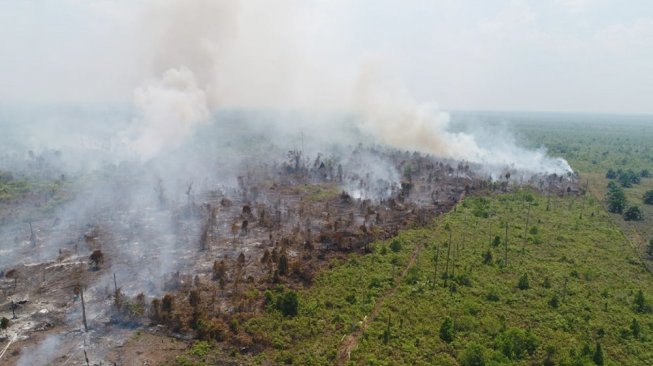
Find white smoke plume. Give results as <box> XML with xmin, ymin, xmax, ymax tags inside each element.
<box><xmin>128</xmin><ymin>66</ymin><xmax>210</xmax><ymax>161</ymax></box>
<box><xmin>355</xmin><ymin>67</ymin><xmax>572</xmax><ymax>177</ymax></box>
<box><xmin>118</xmin><ymin>0</ymin><xmax>571</xmax><ymax>175</ymax></box>
<box><xmin>16</xmin><ymin>334</ymin><xmax>62</xmax><ymax>366</ymax></box>
<box><xmin>122</xmin><ymin>0</ymin><xmax>238</xmax><ymax>161</ymax></box>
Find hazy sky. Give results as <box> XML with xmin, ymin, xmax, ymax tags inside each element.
<box><xmin>1</xmin><ymin>0</ymin><xmax>652</xmax><ymax>114</ymax></box>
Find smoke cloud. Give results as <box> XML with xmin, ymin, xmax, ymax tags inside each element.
<box><xmin>118</xmin><ymin>0</ymin><xmax>571</xmax><ymax>175</ymax></box>
<box><xmin>128</xmin><ymin>66</ymin><xmax>210</xmax><ymax>161</ymax></box>
<box><xmin>354</xmin><ymin>68</ymin><xmax>572</xmax><ymax>176</ymax></box>
<box><xmin>16</xmin><ymin>334</ymin><xmax>62</xmax><ymax>366</ymax></box>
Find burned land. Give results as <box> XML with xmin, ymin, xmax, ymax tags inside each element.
<box><xmin>0</xmin><ymin>130</ymin><xmax>577</xmax><ymax>365</ymax></box>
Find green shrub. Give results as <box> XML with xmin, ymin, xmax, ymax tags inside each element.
<box><xmin>486</xmin><ymin>290</ymin><xmax>500</xmax><ymax>302</ymax></box>
<box><xmin>517</xmin><ymin>273</ymin><xmax>530</xmax><ymax>290</ymax></box>
<box><xmin>634</xmin><ymin>289</ymin><xmax>649</xmax><ymax>313</ymax></box>
<box><xmin>190</xmin><ymin>341</ymin><xmax>211</xmax><ymax>357</ymax></box>
<box><xmin>229</xmin><ymin>319</ymin><xmax>239</xmax><ymax>334</ymax></box>
<box><xmin>460</xmin><ymin>343</ymin><xmax>488</xmax><ymax>366</ymax></box>
<box><xmin>440</xmin><ymin>316</ymin><xmax>455</xmax><ymax>343</ymax></box>
<box><xmin>495</xmin><ymin>327</ymin><xmax>538</xmax><ymax>360</ymax></box>
<box><xmin>606</xmin><ymin>184</ymin><xmax>626</xmax><ymax>213</ymax></box>
<box><xmin>623</xmin><ymin>206</ymin><xmax>643</xmax><ymax>221</ymax></box>
<box><xmin>406</xmin><ymin>267</ymin><xmax>421</xmax><ymax>285</ymax></box>
<box><xmin>174</xmin><ymin>356</ymin><xmax>194</xmax><ymax>366</ymax></box>
<box><xmin>482</xmin><ymin>250</ymin><xmax>493</xmax><ymax>265</ymax></box>
<box><xmin>455</xmin><ymin>274</ymin><xmax>473</xmax><ymax>287</ymax></box>
<box><xmin>542</xmin><ymin>277</ymin><xmax>551</xmax><ymax>289</ymax></box>
<box><xmin>368</xmin><ymin>278</ymin><xmax>382</xmax><ymax>289</ymax></box>
<box><xmin>278</xmin><ymin>291</ymin><xmax>299</xmax><ymax>317</ymax></box>
<box><xmin>643</xmin><ymin>190</ymin><xmax>653</xmax><ymax>205</ymax></box>
<box><xmin>631</xmin><ymin>318</ymin><xmax>641</xmax><ymax>339</ymax></box>
<box><xmin>593</xmin><ymin>342</ymin><xmax>604</xmax><ymax>366</ymax></box>
<box><xmin>390</xmin><ymin>239</ymin><xmax>402</xmax><ymax>253</ymax></box>
<box><xmin>543</xmin><ymin>345</ymin><xmax>557</xmax><ymax>366</ymax></box>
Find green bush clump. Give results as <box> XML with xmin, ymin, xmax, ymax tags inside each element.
<box><xmin>278</xmin><ymin>291</ymin><xmax>299</xmax><ymax>317</ymax></box>
<box><xmin>623</xmin><ymin>206</ymin><xmax>643</xmax><ymax>221</ymax></box>
<box><xmin>189</xmin><ymin>341</ymin><xmax>211</xmax><ymax>357</ymax></box>
<box><xmin>495</xmin><ymin>327</ymin><xmax>538</xmax><ymax>360</ymax></box>
<box><xmin>517</xmin><ymin>273</ymin><xmax>530</xmax><ymax>290</ymax></box>
<box><xmin>390</xmin><ymin>239</ymin><xmax>402</xmax><ymax>253</ymax></box>
<box><xmin>643</xmin><ymin>190</ymin><xmax>653</xmax><ymax>205</ymax></box>
<box><xmin>440</xmin><ymin>316</ymin><xmax>455</xmax><ymax>343</ymax></box>
<box><xmin>460</xmin><ymin>343</ymin><xmax>489</xmax><ymax>366</ymax></box>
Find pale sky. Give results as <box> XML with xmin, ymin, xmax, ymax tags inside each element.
<box><xmin>1</xmin><ymin>0</ymin><xmax>652</xmax><ymax>114</ymax></box>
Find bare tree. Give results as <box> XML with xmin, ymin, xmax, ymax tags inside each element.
<box><xmin>444</xmin><ymin>226</ymin><xmax>452</xmax><ymax>286</ymax></box>
<box><xmin>29</xmin><ymin>221</ymin><xmax>37</xmax><ymax>247</ymax></box>
<box><xmin>504</xmin><ymin>222</ymin><xmax>509</xmax><ymax>266</ymax></box>
<box><xmin>80</xmin><ymin>286</ymin><xmax>88</xmax><ymax>331</ymax></box>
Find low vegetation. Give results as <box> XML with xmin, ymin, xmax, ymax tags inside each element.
<box><xmin>170</xmin><ymin>190</ymin><xmax>653</xmax><ymax>365</ymax></box>
<box><xmin>511</xmin><ymin>115</ymin><xmax>653</xmax><ymax>269</ymax></box>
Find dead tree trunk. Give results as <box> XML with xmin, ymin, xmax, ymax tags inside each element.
<box><xmin>29</xmin><ymin>222</ymin><xmax>36</xmax><ymax>247</ymax></box>
<box><xmin>524</xmin><ymin>203</ymin><xmax>531</xmax><ymax>245</ymax></box>
<box><xmin>462</xmin><ymin>216</ymin><xmax>468</xmax><ymax>250</ymax></box>
<box><xmin>80</xmin><ymin>286</ymin><xmax>88</xmax><ymax>332</ymax></box>
<box><xmin>186</xmin><ymin>181</ymin><xmax>193</xmax><ymax>217</ymax></box>
<box><xmin>546</xmin><ymin>194</ymin><xmax>551</xmax><ymax>211</ymax></box>
<box><xmin>113</xmin><ymin>272</ymin><xmax>122</xmax><ymax>310</ymax></box>
<box><xmin>444</xmin><ymin>231</ymin><xmax>452</xmax><ymax>286</ymax></box>
<box><xmin>451</xmin><ymin>236</ymin><xmax>456</xmax><ymax>279</ymax></box>
<box><xmin>432</xmin><ymin>244</ymin><xmax>440</xmax><ymax>288</ymax></box>
<box><xmin>504</xmin><ymin>223</ymin><xmax>509</xmax><ymax>266</ymax></box>
<box><xmin>488</xmin><ymin>221</ymin><xmax>493</xmax><ymax>246</ymax></box>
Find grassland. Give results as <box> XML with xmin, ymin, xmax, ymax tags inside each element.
<box><xmin>507</xmin><ymin>115</ymin><xmax>653</xmax><ymax>269</ymax></box>
<box><xmin>171</xmin><ymin>190</ymin><xmax>653</xmax><ymax>365</ymax></box>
